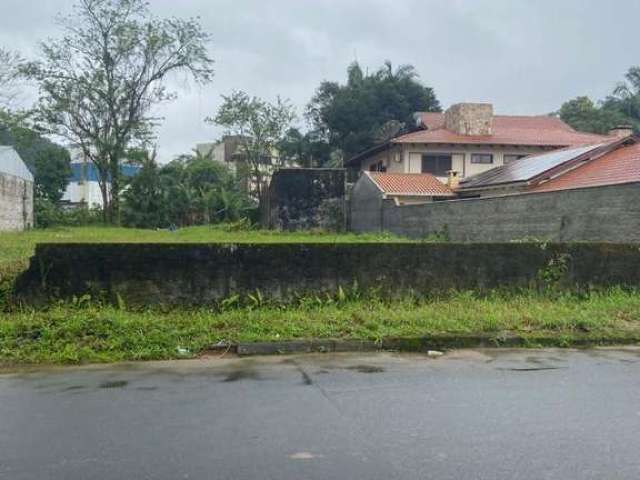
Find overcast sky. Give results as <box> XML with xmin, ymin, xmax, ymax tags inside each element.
<box><xmin>1</xmin><ymin>0</ymin><xmax>639</xmax><ymax>161</ymax></box>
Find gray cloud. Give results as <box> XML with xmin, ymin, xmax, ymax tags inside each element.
<box><xmin>1</xmin><ymin>0</ymin><xmax>639</xmax><ymax>161</ymax></box>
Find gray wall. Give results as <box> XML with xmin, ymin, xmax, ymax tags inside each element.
<box><xmin>267</xmin><ymin>168</ymin><xmax>346</xmax><ymax>231</ymax></box>
<box><xmin>16</xmin><ymin>243</ymin><xmax>640</xmax><ymax>306</ymax></box>
<box><xmin>350</xmin><ymin>182</ymin><xmax>640</xmax><ymax>242</ymax></box>
<box><xmin>0</xmin><ymin>172</ymin><xmax>34</xmax><ymax>231</ymax></box>
<box><xmin>349</xmin><ymin>173</ymin><xmax>384</xmax><ymax>233</ymax></box>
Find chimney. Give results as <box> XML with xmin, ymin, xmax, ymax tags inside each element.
<box><xmin>446</xmin><ymin>170</ymin><xmax>460</xmax><ymax>190</ymax></box>
<box><xmin>444</xmin><ymin>103</ymin><xmax>493</xmax><ymax>136</ymax></box>
<box><xmin>609</xmin><ymin>125</ymin><xmax>634</xmax><ymax>138</ymax></box>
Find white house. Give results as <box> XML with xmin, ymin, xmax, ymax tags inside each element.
<box><xmin>0</xmin><ymin>146</ymin><xmax>34</xmax><ymax>231</ymax></box>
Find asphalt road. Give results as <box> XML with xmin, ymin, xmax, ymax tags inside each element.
<box><xmin>2</xmin><ymin>348</ymin><xmax>640</xmax><ymax>479</ymax></box>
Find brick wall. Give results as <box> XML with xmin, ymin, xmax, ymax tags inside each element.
<box><xmin>350</xmin><ymin>182</ymin><xmax>640</xmax><ymax>242</ymax></box>
<box><xmin>0</xmin><ymin>172</ymin><xmax>34</xmax><ymax>231</ymax></box>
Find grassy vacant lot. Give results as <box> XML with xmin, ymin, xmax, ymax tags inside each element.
<box><xmin>0</xmin><ymin>225</ymin><xmax>413</xmax><ymax>268</ymax></box>
<box><xmin>1</xmin><ymin>290</ymin><xmax>640</xmax><ymax>364</ymax></box>
<box><xmin>1</xmin><ymin>226</ymin><xmax>640</xmax><ymax>365</ymax></box>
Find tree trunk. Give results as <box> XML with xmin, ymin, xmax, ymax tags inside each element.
<box><xmin>108</xmin><ymin>153</ymin><xmax>122</xmax><ymax>226</ymax></box>
<box><xmin>98</xmin><ymin>180</ymin><xmax>110</xmax><ymax>224</ymax></box>
<box><xmin>110</xmin><ymin>173</ymin><xmax>121</xmax><ymax>226</ymax></box>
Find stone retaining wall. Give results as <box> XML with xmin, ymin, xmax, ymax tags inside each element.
<box><xmin>15</xmin><ymin>243</ymin><xmax>640</xmax><ymax>306</ymax></box>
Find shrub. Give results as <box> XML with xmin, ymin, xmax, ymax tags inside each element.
<box><xmin>35</xmin><ymin>198</ymin><xmax>102</xmax><ymax>228</ymax></box>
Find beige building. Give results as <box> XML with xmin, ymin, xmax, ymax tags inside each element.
<box><xmin>347</xmin><ymin>103</ymin><xmax>609</xmax><ymax>184</ymax></box>
<box><xmin>196</xmin><ymin>136</ymin><xmax>281</xmax><ymax>196</ymax></box>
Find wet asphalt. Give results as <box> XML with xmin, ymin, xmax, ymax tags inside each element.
<box><xmin>2</xmin><ymin>348</ymin><xmax>640</xmax><ymax>479</ymax></box>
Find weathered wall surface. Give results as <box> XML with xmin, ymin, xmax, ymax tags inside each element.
<box><xmin>444</xmin><ymin>103</ymin><xmax>493</xmax><ymax>135</ymax></box>
<box><xmin>0</xmin><ymin>172</ymin><xmax>34</xmax><ymax>231</ymax></box>
<box><xmin>267</xmin><ymin>168</ymin><xmax>346</xmax><ymax>231</ymax></box>
<box><xmin>350</xmin><ymin>173</ymin><xmax>384</xmax><ymax>233</ymax></box>
<box><xmin>16</xmin><ymin>243</ymin><xmax>640</xmax><ymax>306</ymax></box>
<box><xmin>351</xmin><ymin>183</ymin><xmax>640</xmax><ymax>242</ymax></box>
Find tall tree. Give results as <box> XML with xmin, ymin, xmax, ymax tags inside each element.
<box><xmin>307</xmin><ymin>61</ymin><xmax>441</xmax><ymax>162</ymax></box>
<box><xmin>209</xmin><ymin>90</ymin><xmax>296</xmax><ymax>200</ymax></box>
<box><xmin>276</xmin><ymin>127</ymin><xmax>330</xmax><ymax>168</ymax></box>
<box><xmin>603</xmin><ymin>66</ymin><xmax>640</xmax><ymax>131</ymax></box>
<box><xmin>557</xmin><ymin>96</ymin><xmax>627</xmax><ymax>134</ymax></box>
<box><xmin>24</xmin><ymin>0</ymin><xmax>213</xmax><ymax>223</ymax></box>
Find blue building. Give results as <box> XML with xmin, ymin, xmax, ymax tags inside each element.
<box><xmin>62</xmin><ymin>150</ymin><xmax>140</xmax><ymax>207</ymax></box>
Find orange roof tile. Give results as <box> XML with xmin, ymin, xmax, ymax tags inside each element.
<box><xmin>396</xmin><ymin>113</ymin><xmax>607</xmax><ymax>147</ymax></box>
<box><xmin>531</xmin><ymin>142</ymin><xmax>640</xmax><ymax>193</ymax></box>
<box><xmin>367</xmin><ymin>172</ymin><xmax>455</xmax><ymax>196</ymax></box>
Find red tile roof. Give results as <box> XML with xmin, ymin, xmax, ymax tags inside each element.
<box><xmin>367</xmin><ymin>172</ymin><xmax>455</xmax><ymax>196</ymax></box>
<box><xmin>395</xmin><ymin>113</ymin><xmax>607</xmax><ymax>147</ymax></box>
<box><xmin>530</xmin><ymin>142</ymin><xmax>640</xmax><ymax>193</ymax></box>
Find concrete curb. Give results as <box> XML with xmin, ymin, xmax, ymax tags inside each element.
<box><xmin>227</xmin><ymin>333</ymin><xmax>640</xmax><ymax>356</ymax></box>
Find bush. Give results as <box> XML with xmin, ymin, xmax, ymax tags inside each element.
<box><xmin>35</xmin><ymin>198</ymin><xmax>102</xmax><ymax>228</ymax></box>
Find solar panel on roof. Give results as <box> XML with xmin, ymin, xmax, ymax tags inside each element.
<box><xmin>459</xmin><ymin>144</ymin><xmax>603</xmax><ymax>188</ymax></box>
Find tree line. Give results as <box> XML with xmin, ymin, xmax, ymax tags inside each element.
<box><xmin>557</xmin><ymin>68</ymin><xmax>640</xmax><ymax>134</ymax></box>
<box><xmin>0</xmin><ymin>0</ymin><xmax>638</xmax><ymax>229</ymax></box>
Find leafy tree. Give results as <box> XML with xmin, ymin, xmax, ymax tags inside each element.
<box><xmin>277</xmin><ymin>127</ymin><xmax>331</xmax><ymax>168</ymax></box>
<box><xmin>307</xmin><ymin>61</ymin><xmax>441</xmax><ymax>162</ymax></box>
<box><xmin>209</xmin><ymin>90</ymin><xmax>296</xmax><ymax>200</ymax></box>
<box><xmin>0</xmin><ymin>118</ymin><xmax>71</xmax><ymax>202</ymax></box>
<box><xmin>603</xmin><ymin>66</ymin><xmax>640</xmax><ymax>131</ymax></box>
<box><xmin>24</xmin><ymin>0</ymin><xmax>214</xmax><ymax>224</ymax></box>
<box><xmin>558</xmin><ymin>67</ymin><xmax>640</xmax><ymax>134</ymax></box>
<box><xmin>557</xmin><ymin>96</ymin><xmax>626</xmax><ymax>134</ymax></box>
<box><xmin>122</xmin><ymin>149</ymin><xmax>250</xmax><ymax>228</ymax></box>
<box><xmin>121</xmin><ymin>149</ymin><xmax>167</xmax><ymax>228</ymax></box>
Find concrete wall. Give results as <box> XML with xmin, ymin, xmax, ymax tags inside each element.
<box><xmin>0</xmin><ymin>172</ymin><xmax>33</xmax><ymax>231</ymax></box>
<box><xmin>351</xmin><ymin>182</ymin><xmax>640</xmax><ymax>242</ymax></box>
<box><xmin>267</xmin><ymin>168</ymin><xmax>346</xmax><ymax>231</ymax></box>
<box><xmin>16</xmin><ymin>242</ymin><xmax>640</xmax><ymax>306</ymax></box>
<box><xmin>350</xmin><ymin>172</ymin><xmax>384</xmax><ymax>233</ymax></box>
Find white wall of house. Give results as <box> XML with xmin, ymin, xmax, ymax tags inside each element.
<box><xmin>62</xmin><ymin>180</ymin><xmax>105</xmax><ymax>207</ymax></box>
<box><xmin>361</xmin><ymin>144</ymin><xmax>550</xmax><ymax>183</ymax></box>
<box><xmin>389</xmin><ymin>195</ymin><xmax>435</xmax><ymax>205</ymax></box>
<box><xmin>0</xmin><ymin>147</ymin><xmax>34</xmax><ymax>231</ymax></box>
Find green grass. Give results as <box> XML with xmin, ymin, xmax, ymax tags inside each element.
<box><xmin>2</xmin><ymin>226</ymin><xmax>639</xmax><ymax>365</ymax></box>
<box><xmin>2</xmin><ymin>289</ymin><xmax>640</xmax><ymax>365</ymax></box>
<box><xmin>0</xmin><ymin>225</ymin><xmax>415</xmax><ymax>268</ymax></box>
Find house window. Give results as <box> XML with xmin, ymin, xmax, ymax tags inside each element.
<box><xmin>369</xmin><ymin>161</ymin><xmax>386</xmax><ymax>172</ymax></box>
<box><xmin>471</xmin><ymin>153</ymin><xmax>494</xmax><ymax>164</ymax></box>
<box><xmin>421</xmin><ymin>154</ymin><xmax>452</xmax><ymax>176</ymax></box>
<box><xmin>504</xmin><ymin>154</ymin><xmax>527</xmax><ymax>164</ymax></box>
